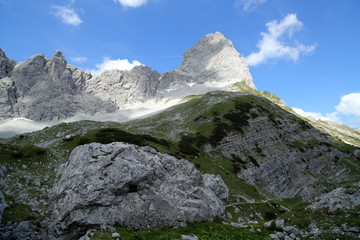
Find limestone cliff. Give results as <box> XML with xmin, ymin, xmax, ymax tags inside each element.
<box><xmin>0</xmin><ymin>32</ymin><xmax>255</xmax><ymax>123</ymax></box>
<box><xmin>0</xmin><ymin>49</ymin><xmax>16</xmax><ymax>79</ymax></box>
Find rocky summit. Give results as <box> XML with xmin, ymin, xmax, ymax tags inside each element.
<box><xmin>0</xmin><ymin>32</ymin><xmax>254</xmax><ymax>123</ymax></box>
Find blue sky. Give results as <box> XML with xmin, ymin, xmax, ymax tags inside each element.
<box><xmin>1</xmin><ymin>0</ymin><xmax>360</xmax><ymax>128</ymax></box>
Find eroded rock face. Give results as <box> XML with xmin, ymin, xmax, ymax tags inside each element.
<box><xmin>171</xmin><ymin>32</ymin><xmax>254</xmax><ymax>89</ymax></box>
<box><xmin>49</xmin><ymin>142</ymin><xmax>228</xmax><ymax>240</ymax></box>
<box><xmin>199</xmin><ymin>93</ymin><xmax>353</xmax><ymax>200</ymax></box>
<box><xmin>8</xmin><ymin>51</ymin><xmax>117</xmax><ymax>121</ymax></box>
<box><xmin>85</xmin><ymin>66</ymin><xmax>161</xmax><ymax>107</ymax></box>
<box><xmin>309</xmin><ymin>187</ymin><xmax>360</xmax><ymax>212</ymax></box>
<box><xmin>218</xmin><ymin>116</ymin><xmax>350</xmax><ymax>200</ymax></box>
<box><xmin>0</xmin><ymin>48</ymin><xmax>16</xmax><ymax>79</ymax></box>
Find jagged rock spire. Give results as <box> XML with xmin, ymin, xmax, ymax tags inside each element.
<box><xmin>0</xmin><ymin>48</ymin><xmax>17</xmax><ymax>79</ymax></box>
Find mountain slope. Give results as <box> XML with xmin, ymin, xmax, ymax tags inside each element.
<box><xmin>125</xmin><ymin>91</ymin><xmax>360</xmax><ymax>200</ymax></box>
<box><xmin>0</xmin><ymin>91</ymin><xmax>359</xmax><ymax>239</ymax></box>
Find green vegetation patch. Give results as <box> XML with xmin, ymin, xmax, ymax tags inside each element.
<box><xmin>1</xmin><ymin>193</ymin><xmax>43</xmax><ymax>224</ymax></box>
<box><xmin>0</xmin><ymin>143</ymin><xmax>49</xmax><ymax>175</ymax></box>
<box><xmin>93</xmin><ymin>220</ymin><xmax>271</xmax><ymax>240</ymax></box>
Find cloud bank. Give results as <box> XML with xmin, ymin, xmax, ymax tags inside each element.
<box><xmin>52</xmin><ymin>5</ymin><xmax>83</xmax><ymax>26</ymax></box>
<box><xmin>292</xmin><ymin>108</ymin><xmax>340</xmax><ymax>122</ymax></box>
<box><xmin>113</xmin><ymin>0</ymin><xmax>148</xmax><ymax>8</ymax></box>
<box><xmin>293</xmin><ymin>91</ymin><xmax>360</xmax><ymax>128</ymax></box>
<box><xmin>247</xmin><ymin>13</ymin><xmax>316</xmax><ymax>66</ymax></box>
<box><xmin>335</xmin><ymin>92</ymin><xmax>360</xmax><ymax>126</ymax></box>
<box><xmin>89</xmin><ymin>57</ymin><xmax>143</xmax><ymax>75</ymax></box>
<box><xmin>236</xmin><ymin>0</ymin><xmax>267</xmax><ymax>12</ymax></box>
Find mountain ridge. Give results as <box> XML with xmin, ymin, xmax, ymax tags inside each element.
<box><xmin>0</xmin><ymin>32</ymin><xmax>254</xmax><ymax>124</ymax></box>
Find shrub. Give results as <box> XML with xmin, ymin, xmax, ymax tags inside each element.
<box><xmin>79</xmin><ymin>137</ymin><xmax>91</xmax><ymax>145</ymax></box>
<box><xmin>179</xmin><ymin>135</ymin><xmax>198</xmax><ymax>156</ymax></box>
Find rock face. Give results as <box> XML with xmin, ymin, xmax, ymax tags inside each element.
<box><xmin>49</xmin><ymin>142</ymin><xmax>228</xmax><ymax>240</ymax></box>
<box><xmin>0</xmin><ymin>32</ymin><xmax>255</xmax><ymax>123</ymax></box>
<box><xmin>309</xmin><ymin>187</ymin><xmax>360</xmax><ymax>212</ymax></box>
<box><xmin>8</xmin><ymin>51</ymin><xmax>117</xmax><ymax>121</ymax></box>
<box><xmin>85</xmin><ymin>66</ymin><xmax>161</xmax><ymax>108</ymax></box>
<box><xmin>207</xmin><ymin>94</ymin><xmax>352</xmax><ymax>200</ymax></box>
<box><xmin>169</xmin><ymin>32</ymin><xmax>254</xmax><ymax>89</ymax></box>
<box><xmin>0</xmin><ymin>49</ymin><xmax>16</xmax><ymax>79</ymax></box>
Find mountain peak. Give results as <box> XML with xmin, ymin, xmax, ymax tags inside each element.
<box><xmin>174</xmin><ymin>32</ymin><xmax>256</xmax><ymax>89</ymax></box>
<box><xmin>198</xmin><ymin>32</ymin><xmax>232</xmax><ymax>48</ymax></box>
<box><xmin>54</xmin><ymin>50</ymin><xmax>64</xmax><ymax>58</ymax></box>
<box><xmin>0</xmin><ymin>48</ymin><xmax>17</xmax><ymax>79</ymax></box>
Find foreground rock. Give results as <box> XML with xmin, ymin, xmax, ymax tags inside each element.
<box><xmin>309</xmin><ymin>187</ymin><xmax>360</xmax><ymax>212</ymax></box>
<box><xmin>49</xmin><ymin>142</ymin><xmax>228</xmax><ymax>240</ymax></box>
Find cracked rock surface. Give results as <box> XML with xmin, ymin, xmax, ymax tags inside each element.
<box><xmin>49</xmin><ymin>142</ymin><xmax>228</xmax><ymax>240</ymax></box>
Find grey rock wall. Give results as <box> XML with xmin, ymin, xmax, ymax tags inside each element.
<box><xmin>309</xmin><ymin>187</ymin><xmax>360</xmax><ymax>212</ymax></box>
<box><xmin>0</xmin><ymin>49</ymin><xmax>16</xmax><ymax>79</ymax></box>
<box><xmin>4</xmin><ymin>51</ymin><xmax>117</xmax><ymax>121</ymax></box>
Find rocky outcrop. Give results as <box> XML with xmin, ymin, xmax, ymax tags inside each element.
<box><xmin>309</xmin><ymin>187</ymin><xmax>360</xmax><ymax>212</ymax></box>
<box><xmin>86</xmin><ymin>66</ymin><xmax>161</xmax><ymax>107</ymax></box>
<box><xmin>49</xmin><ymin>142</ymin><xmax>228</xmax><ymax>240</ymax></box>
<box><xmin>210</xmin><ymin>98</ymin><xmax>353</xmax><ymax>200</ymax></box>
<box><xmin>168</xmin><ymin>32</ymin><xmax>254</xmax><ymax>89</ymax></box>
<box><xmin>5</xmin><ymin>51</ymin><xmax>117</xmax><ymax>121</ymax></box>
<box><xmin>0</xmin><ymin>221</ymin><xmax>42</xmax><ymax>240</ymax></box>
<box><xmin>0</xmin><ymin>78</ymin><xmax>15</xmax><ymax>122</ymax></box>
<box><xmin>0</xmin><ymin>50</ymin><xmax>18</xmax><ymax>122</ymax></box>
<box><xmin>0</xmin><ymin>49</ymin><xmax>16</xmax><ymax>79</ymax></box>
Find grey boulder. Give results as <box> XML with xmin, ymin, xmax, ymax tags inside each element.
<box><xmin>49</xmin><ymin>142</ymin><xmax>228</xmax><ymax>239</ymax></box>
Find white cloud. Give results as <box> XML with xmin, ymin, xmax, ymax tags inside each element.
<box><xmin>113</xmin><ymin>0</ymin><xmax>148</xmax><ymax>8</ymax></box>
<box><xmin>292</xmin><ymin>107</ymin><xmax>325</xmax><ymax>120</ymax></box>
<box><xmin>292</xmin><ymin>108</ymin><xmax>340</xmax><ymax>122</ymax></box>
<box><xmin>70</xmin><ymin>56</ymin><xmax>87</xmax><ymax>63</ymax></box>
<box><xmin>52</xmin><ymin>5</ymin><xmax>83</xmax><ymax>26</ymax></box>
<box><xmin>235</xmin><ymin>0</ymin><xmax>266</xmax><ymax>12</ymax></box>
<box><xmin>335</xmin><ymin>92</ymin><xmax>360</xmax><ymax>125</ymax></box>
<box><xmin>246</xmin><ymin>13</ymin><xmax>316</xmax><ymax>66</ymax></box>
<box><xmin>292</xmin><ymin>92</ymin><xmax>360</xmax><ymax>128</ymax></box>
<box><xmin>0</xmin><ymin>118</ymin><xmax>53</xmax><ymax>138</ymax></box>
<box><xmin>89</xmin><ymin>57</ymin><xmax>143</xmax><ymax>75</ymax></box>
<box><xmin>335</xmin><ymin>93</ymin><xmax>360</xmax><ymax>117</ymax></box>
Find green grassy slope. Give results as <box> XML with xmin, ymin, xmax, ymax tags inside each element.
<box><xmin>1</xmin><ymin>91</ymin><xmax>359</xmax><ymax>239</ymax></box>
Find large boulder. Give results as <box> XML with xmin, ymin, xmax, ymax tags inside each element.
<box><xmin>49</xmin><ymin>142</ymin><xmax>228</xmax><ymax>240</ymax></box>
